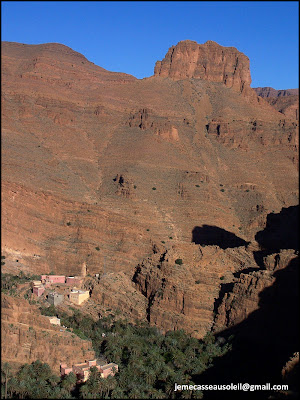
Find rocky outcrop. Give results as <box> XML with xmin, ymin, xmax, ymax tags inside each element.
<box><xmin>126</xmin><ymin>108</ymin><xmax>179</xmax><ymax>141</ymax></box>
<box><xmin>1</xmin><ymin>294</ymin><xmax>95</xmax><ymax>373</ymax></box>
<box><xmin>89</xmin><ymin>272</ymin><xmax>148</xmax><ymax>322</ymax></box>
<box><xmin>154</xmin><ymin>40</ymin><xmax>252</xmax><ymax>95</ymax></box>
<box><xmin>133</xmin><ymin>242</ymin><xmax>258</xmax><ymax>338</ymax></box>
<box><xmin>205</xmin><ymin>118</ymin><xmax>298</xmax><ymax>148</ymax></box>
<box><xmin>253</xmin><ymin>87</ymin><xmax>298</xmax><ymax>98</ymax></box>
<box><xmin>254</xmin><ymin>87</ymin><xmax>299</xmax><ymax>120</ymax></box>
<box><xmin>282</xmin><ymin>352</ymin><xmax>299</xmax><ymax>389</ymax></box>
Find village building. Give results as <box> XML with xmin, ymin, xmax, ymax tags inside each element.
<box><xmin>47</xmin><ymin>316</ymin><xmax>61</xmax><ymax>326</ymax></box>
<box><xmin>69</xmin><ymin>289</ymin><xmax>89</xmax><ymax>305</ymax></box>
<box><xmin>60</xmin><ymin>359</ymin><xmax>118</xmax><ymax>383</ymax></box>
<box><xmin>47</xmin><ymin>292</ymin><xmax>64</xmax><ymax>306</ymax></box>
<box><xmin>33</xmin><ymin>285</ymin><xmax>45</xmax><ymax>297</ymax></box>
<box><xmin>41</xmin><ymin>275</ymin><xmax>66</xmax><ymax>284</ymax></box>
<box><xmin>65</xmin><ymin>276</ymin><xmax>83</xmax><ymax>286</ymax></box>
<box><xmin>31</xmin><ymin>280</ymin><xmax>42</xmax><ymax>288</ymax></box>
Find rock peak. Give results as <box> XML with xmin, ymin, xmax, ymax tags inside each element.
<box><xmin>154</xmin><ymin>40</ymin><xmax>252</xmax><ymax>95</ymax></box>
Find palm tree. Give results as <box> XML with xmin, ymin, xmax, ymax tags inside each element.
<box><xmin>61</xmin><ymin>371</ymin><xmax>77</xmax><ymax>392</ymax></box>
<box><xmin>1</xmin><ymin>362</ymin><xmax>10</xmax><ymax>399</ymax></box>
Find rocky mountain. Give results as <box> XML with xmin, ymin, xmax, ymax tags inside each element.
<box><xmin>154</xmin><ymin>40</ymin><xmax>253</xmax><ymax>96</ymax></box>
<box><xmin>254</xmin><ymin>86</ymin><xmax>299</xmax><ymax>121</ymax></box>
<box><xmin>253</xmin><ymin>87</ymin><xmax>298</xmax><ymax>98</ymax></box>
<box><xmin>1</xmin><ymin>39</ymin><xmax>298</xmax><ymax>352</ymax></box>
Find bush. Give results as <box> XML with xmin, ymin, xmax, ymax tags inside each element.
<box><xmin>175</xmin><ymin>258</ymin><xmax>183</xmax><ymax>265</ymax></box>
<box><xmin>95</xmin><ymin>246</ymin><xmax>100</xmax><ymax>251</ymax></box>
<box><xmin>195</xmin><ymin>184</ymin><xmax>200</xmax><ymax>187</ymax></box>
<box><xmin>152</xmin><ymin>187</ymin><xmax>157</xmax><ymax>190</ymax></box>
<box><xmin>220</xmin><ymin>189</ymin><xmax>225</xmax><ymax>192</ymax></box>
<box><xmin>220</xmin><ymin>276</ymin><xmax>225</xmax><ymax>280</ymax></box>
<box><xmin>195</xmin><ymin>280</ymin><xmax>201</xmax><ymax>284</ymax></box>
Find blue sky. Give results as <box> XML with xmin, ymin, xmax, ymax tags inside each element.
<box><xmin>1</xmin><ymin>1</ymin><xmax>299</xmax><ymax>89</ymax></box>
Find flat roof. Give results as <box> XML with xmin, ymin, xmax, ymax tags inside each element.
<box><xmin>101</xmin><ymin>363</ymin><xmax>118</xmax><ymax>370</ymax></box>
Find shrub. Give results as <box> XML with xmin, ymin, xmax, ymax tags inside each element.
<box><xmin>169</xmin><ymin>236</ymin><xmax>173</xmax><ymax>239</ymax></box>
<box><xmin>161</xmin><ymin>241</ymin><xmax>165</xmax><ymax>244</ymax></box>
<box><xmin>152</xmin><ymin>187</ymin><xmax>156</xmax><ymax>190</ymax></box>
<box><xmin>146</xmin><ymin>229</ymin><xmax>150</xmax><ymax>231</ymax></box>
<box><xmin>66</xmin><ymin>222</ymin><xmax>71</xmax><ymax>226</ymax></box>
<box><xmin>220</xmin><ymin>276</ymin><xmax>225</xmax><ymax>280</ymax></box>
<box><xmin>195</xmin><ymin>184</ymin><xmax>200</xmax><ymax>187</ymax></box>
<box><xmin>245</xmin><ymin>189</ymin><xmax>250</xmax><ymax>192</ymax></box>
<box><xmin>220</xmin><ymin>189</ymin><xmax>225</xmax><ymax>192</ymax></box>
<box><xmin>95</xmin><ymin>246</ymin><xmax>100</xmax><ymax>251</ymax></box>
<box><xmin>134</xmin><ymin>185</ymin><xmax>137</xmax><ymax>189</ymax></box>
<box><xmin>195</xmin><ymin>280</ymin><xmax>201</xmax><ymax>284</ymax></box>
<box><xmin>175</xmin><ymin>258</ymin><xmax>183</xmax><ymax>265</ymax></box>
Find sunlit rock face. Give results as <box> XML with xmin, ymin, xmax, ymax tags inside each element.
<box><xmin>154</xmin><ymin>40</ymin><xmax>252</xmax><ymax>95</ymax></box>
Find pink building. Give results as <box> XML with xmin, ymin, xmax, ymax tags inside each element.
<box><xmin>100</xmin><ymin>363</ymin><xmax>119</xmax><ymax>378</ymax></box>
<box><xmin>66</xmin><ymin>276</ymin><xmax>83</xmax><ymax>286</ymax></box>
<box><xmin>60</xmin><ymin>359</ymin><xmax>118</xmax><ymax>383</ymax></box>
<box><xmin>33</xmin><ymin>286</ymin><xmax>45</xmax><ymax>296</ymax></box>
<box><xmin>41</xmin><ymin>275</ymin><xmax>66</xmax><ymax>284</ymax></box>
<box><xmin>60</xmin><ymin>364</ymin><xmax>73</xmax><ymax>376</ymax></box>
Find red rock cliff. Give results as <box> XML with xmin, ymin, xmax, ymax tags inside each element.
<box><xmin>154</xmin><ymin>40</ymin><xmax>252</xmax><ymax>95</ymax></box>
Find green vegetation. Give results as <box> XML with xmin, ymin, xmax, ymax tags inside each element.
<box><xmin>2</xmin><ymin>309</ymin><xmax>231</xmax><ymax>399</ymax></box>
<box><xmin>220</xmin><ymin>188</ymin><xmax>225</xmax><ymax>192</ymax></box>
<box><xmin>67</xmin><ymin>222</ymin><xmax>71</xmax><ymax>226</ymax></box>
<box><xmin>1</xmin><ymin>272</ymin><xmax>40</xmax><ymax>294</ymax></box>
<box><xmin>195</xmin><ymin>280</ymin><xmax>201</xmax><ymax>284</ymax></box>
<box><xmin>1</xmin><ymin>360</ymin><xmax>74</xmax><ymax>399</ymax></box>
<box><xmin>169</xmin><ymin>236</ymin><xmax>173</xmax><ymax>239</ymax></box>
<box><xmin>133</xmin><ymin>185</ymin><xmax>137</xmax><ymax>189</ymax></box>
<box><xmin>161</xmin><ymin>241</ymin><xmax>165</xmax><ymax>244</ymax></box>
<box><xmin>195</xmin><ymin>184</ymin><xmax>200</xmax><ymax>187</ymax></box>
<box><xmin>175</xmin><ymin>258</ymin><xmax>183</xmax><ymax>265</ymax></box>
<box><xmin>146</xmin><ymin>229</ymin><xmax>150</xmax><ymax>231</ymax></box>
<box><xmin>95</xmin><ymin>247</ymin><xmax>100</xmax><ymax>251</ymax></box>
<box><xmin>245</xmin><ymin>189</ymin><xmax>250</xmax><ymax>192</ymax></box>
<box><xmin>220</xmin><ymin>276</ymin><xmax>225</xmax><ymax>280</ymax></box>
<box><xmin>152</xmin><ymin>187</ymin><xmax>157</xmax><ymax>190</ymax></box>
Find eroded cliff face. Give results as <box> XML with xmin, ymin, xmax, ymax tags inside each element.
<box><xmin>1</xmin><ymin>294</ymin><xmax>95</xmax><ymax>374</ymax></box>
<box><xmin>213</xmin><ymin>249</ymin><xmax>297</xmax><ymax>331</ymax></box>
<box><xmin>154</xmin><ymin>40</ymin><xmax>252</xmax><ymax>96</ymax></box>
<box><xmin>132</xmin><ymin>242</ymin><xmax>258</xmax><ymax>338</ymax></box>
